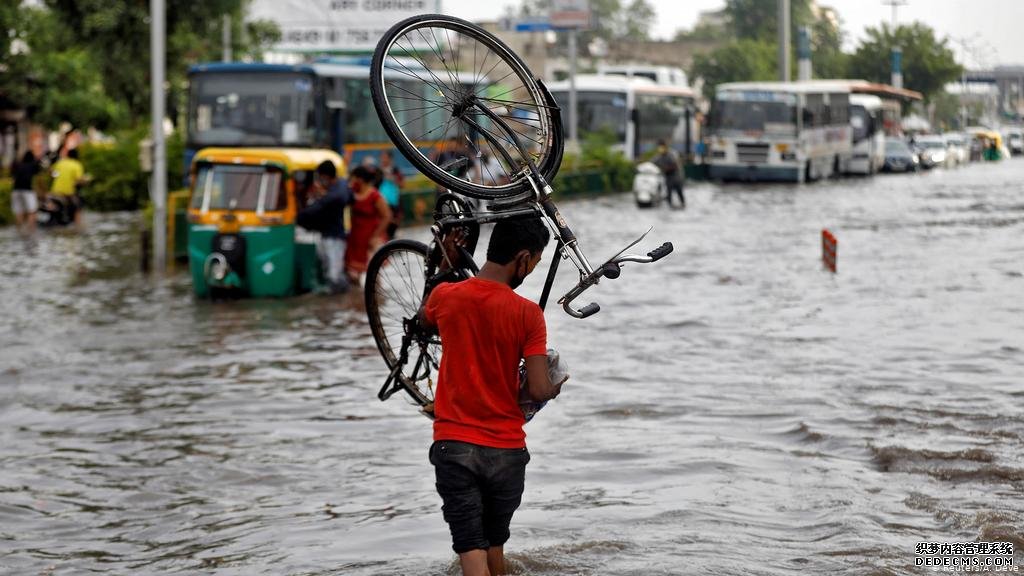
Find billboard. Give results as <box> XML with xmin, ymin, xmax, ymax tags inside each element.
<box><xmin>249</xmin><ymin>0</ymin><xmax>442</xmax><ymax>52</ymax></box>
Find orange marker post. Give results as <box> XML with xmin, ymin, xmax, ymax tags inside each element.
<box><xmin>821</xmin><ymin>229</ymin><xmax>837</xmax><ymax>273</ymax></box>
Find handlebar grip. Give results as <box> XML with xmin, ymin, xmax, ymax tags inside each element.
<box><xmin>647</xmin><ymin>242</ymin><xmax>674</xmax><ymax>262</ymax></box>
<box><xmin>577</xmin><ymin>302</ymin><xmax>601</xmax><ymax>318</ymax></box>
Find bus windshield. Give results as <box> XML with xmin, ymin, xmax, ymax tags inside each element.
<box><xmin>711</xmin><ymin>99</ymin><xmax>796</xmax><ymax>135</ymax></box>
<box><xmin>635</xmin><ymin>93</ymin><xmax>691</xmax><ymax>156</ymax></box>
<box><xmin>188</xmin><ymin>72</ymin><xmax>317</xmax><ymax>147</ymax></box>
<box><xmin>190</xmin><ymin>164</ymin><xmax>285</xmax><ymax>213</ymax></box>
<box><xmin>551</xmin><ymin>90</ymin><xmax>628</xmax><ymax>141</ymax></box>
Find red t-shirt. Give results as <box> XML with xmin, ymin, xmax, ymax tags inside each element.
<box><xmin>424</xmin><ymin>277</ymin><xmax>547</xmax><ymax>448</ymax></box>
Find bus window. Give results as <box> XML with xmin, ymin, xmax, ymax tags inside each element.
<box><xmin>804</xmin><ymin>94</ymin><xmax>823</xmax><ymax>127</ymax></box>
<box><xmin>552</xmin><ymin>91</ymin><xmax>629</xmax><ymax>141</ymax></box>
<box><xmin>712</xmin><ymin>99</ymin><xmax>796</xmax><ymax>135</ymax></box>
<box><xmin>188</xmin><ymin>72</ymin><xmax>317</xmax><ymax>148</ymax></box>
<box><xmin>636</xmin><ymin>93</ymin><xmax>689</xmax><ymax>155</ymax></box>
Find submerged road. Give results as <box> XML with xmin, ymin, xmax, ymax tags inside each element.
<box><xmin>1</xmin><ymin>160</ymin><xmax>1023</xmax><ymax>575</ymax></box>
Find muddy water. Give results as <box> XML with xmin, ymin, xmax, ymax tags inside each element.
<box><xmin>1</xmin><ymin>160</ymin><xmax>1023</xmax><ymax>575</ymax></box>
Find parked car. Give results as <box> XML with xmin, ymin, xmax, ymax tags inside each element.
<box><xmin>883</xmin><ymin>138</ymin><xmax>920</xmax><ymax>173</ymax></box>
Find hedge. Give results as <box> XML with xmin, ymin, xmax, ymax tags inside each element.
<box><xmin>0</xmin><ymin>179</ymin><xmax>12</xmax><ymax>226</ymax></box>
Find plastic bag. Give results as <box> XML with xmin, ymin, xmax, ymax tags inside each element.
<box><xmin>518</xmin><ymin>349</ymin><xmax>569</xmax><ymax>422</ymax></box>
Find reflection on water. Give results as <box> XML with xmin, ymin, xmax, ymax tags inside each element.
<box><xmin>2</xmin><ymin>162</ymin><xmax>1023</xmax><ymax>575</ymax></box>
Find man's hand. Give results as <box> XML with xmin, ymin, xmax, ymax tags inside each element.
<box><xmin>524</xmin><ymin>349</ymin><xmax>569</xmax><ymax>403</ymax></box>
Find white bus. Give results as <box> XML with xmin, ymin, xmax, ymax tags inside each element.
<box><xmin>707</xmin><ymin>81</ymin><xmax>852</xmax><ymax>182</ymax></box>
<box><xmin>845</xmin><ymin>93</ymin><xmax>885</xmax><ymax>175</ymax></box>
<box><xmin>596</xmin><ymin>64</ymin><xmax>689</xmax><ymax>87</ymax></box>
<box><xmin>547</xmin><ymin>75</ymin><xmax>698</xmax><ymax>160</ymax></box>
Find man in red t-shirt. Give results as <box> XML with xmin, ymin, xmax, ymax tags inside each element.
<box><xmin>421</xmin><ymin>217</ymin><xmax>564</xmax><ymax>576</ymax></box>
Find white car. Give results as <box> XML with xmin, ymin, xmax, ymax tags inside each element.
<box><xmin>942</xmin><ymin>133</ymin><xmax>969</xmax><ymax>165</ymax></box>
<box><xmin>914</xmin><ymin>135</ymin><xmax>952</xmax><ymax>168</ymax></box>
<box><xmin>1004</xmin><ymin>130</ymin><xmax>1024</xmax><ymax>156</ymax></box>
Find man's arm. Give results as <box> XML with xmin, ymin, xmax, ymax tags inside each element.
<box><xmin>524</xmin><ymin>355</ymin><xmax>562</xmax><ymax>402</ymax></box>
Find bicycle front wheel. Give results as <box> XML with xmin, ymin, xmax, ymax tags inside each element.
<box><xmin>365</xmin><ymin>239</ymin><xmax>439</xmax><ymax>408</ymax></box>
<box><xmin>370</xmin><ymin>14</ymin><xmax>562</xmax><ymax>199</ymax></box>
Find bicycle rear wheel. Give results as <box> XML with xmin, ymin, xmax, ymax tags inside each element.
<box><xmin>370</xmin><ymin>14</ymin><xmax>563</xmax><ymax>199</ymax></box>
<box><xmin>365</xmin><ymin>239</ymin><xmax>439</xmax><ymax>409</ymax></box>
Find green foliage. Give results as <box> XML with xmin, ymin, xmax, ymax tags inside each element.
<box><xmin>725</xmin><ymin>0</ymin><xmax>814</xmax><ymax>44</ymax></box>
<box><xmin>848</xmin><ymin>23</ymin><xmax>963</xmax><ymax>103</ymax></box>
<box><xmin>674</xmin><ymin>20</ymin><xmax>728</xmax><ymax>42</ymax></box>
<box><xmin>0</xmin><ymin>179</ymin><xmax>12</xmax><ymax>227</ymax></box>
<box><xmin>690</xmin><ymin>40</ymin><xmax>778</xmax><ymax>100</ymax></box>
<box><xmin>1</xmin><ymin>5</ymin><xmax>125</xmax><ymax>129</ymax></box>
<box><xmin>554</xmin><ymin>129</ymin><xmax>635</xmax><ymax>195</ymax></box>
<box><xmin>74</xmin><ymin>129</ymin><xmax>186</xmax><ymax>212</ymax></box>
<box><xmin>1</xmin><ymin>1</ymin><xmax>279</xmax><ymax>131</ymax></box>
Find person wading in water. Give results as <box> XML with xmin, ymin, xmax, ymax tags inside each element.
<box><xmin>419</xmin><ymin>217</ymin><xmax>567</xmax><ymax>576</ymax></box>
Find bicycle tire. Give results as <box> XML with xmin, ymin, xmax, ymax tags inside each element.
<box><xmin>365</xmin><ymin>239</ymin><xmax>438</xmax><ymax>407</ymax></box>
<box><xmin>370</xmin><ymin>14</ymin><xmax>563</xmax><ymax>199</ymax></box>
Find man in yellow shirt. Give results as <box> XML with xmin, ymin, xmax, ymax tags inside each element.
<box><xmin>49</xmin><ymin>148</ymin><xmax>86</xmax><ymax>226</ymax></box>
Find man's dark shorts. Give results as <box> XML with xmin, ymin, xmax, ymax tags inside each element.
<box><xmin>429</xmin><ymin>440</ymin><xmax>530</xmax><ymax>553</ymax></box>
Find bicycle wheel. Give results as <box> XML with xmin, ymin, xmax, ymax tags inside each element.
<box><xmin>365</xmin><ymin>239</ymin><xmax>439</xmax><ymax>408</ymax></box>
<box><xmin>370</xmin><ymin>14</ymin><xmax>563</xmax><ymax>199</ymax></box>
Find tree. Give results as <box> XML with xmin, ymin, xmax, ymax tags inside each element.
<box><xmin>674</xmin><ymin>20</ymin><xmax>728</xmax><ymax>43</ymax></box>
<box><xmin>848</xmin><ymin>23</ymin><xmax>963</xmax><ymax>102</ymax></box>
<box><xmin>810</xmin><ymin>9</ymin><xmax>847</xmax><ymax>79</ymax></box>
<box><xmin>621</xmin><ymin>0</ymin><xmax>656</xmax><ymax>41</ymax></box>
<box><xmin>1</xmin><ymin>5</ymin><xmax>124</xmax><ymax>129</ymax></box>
<box><xmin>41</xmin><ymin>0</ymin><xmax>279</xmax><ymax>127</ymax></box>
<box><xmin>724</xmin><ymin>0</ymin><xmax>814</xmax><ymax>44</ymax></box>
<box><xmin>690</xmin><ymin>40</ymin><xmax>777</xmax><ymax>100</ymax></box>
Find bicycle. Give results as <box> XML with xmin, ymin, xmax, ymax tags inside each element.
<box><xmin>363</xmin><ymin>14</ymin><xmax>674</xmax><ymax>416</ymax></box>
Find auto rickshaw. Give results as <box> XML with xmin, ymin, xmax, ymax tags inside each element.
<box><xmin>187</xmin><ymin>147</ymin><xmax>346</xmax><ymax>298</ymax></box>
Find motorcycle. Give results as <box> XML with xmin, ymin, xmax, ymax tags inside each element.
<box><xmin>632</xmin><ymin>162</ymin><xmax>666</xmax><ymax>208</ymax></box>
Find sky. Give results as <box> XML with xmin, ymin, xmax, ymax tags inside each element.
<box><xmin>441</xmin><ymin>0</ymin><xmax>1024</xmax><ymax>68</ymax></box>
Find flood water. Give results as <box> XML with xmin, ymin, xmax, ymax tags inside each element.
<box><xmin>2</xmin><ymin>160</ymin><xmax>1023</xmax><ymax>575</ymax></box>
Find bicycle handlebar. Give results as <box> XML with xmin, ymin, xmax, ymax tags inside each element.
<box><xmin>558</xmin><ymin>242</ymin><xmax>673</xmax><ymax>319</ymax></box>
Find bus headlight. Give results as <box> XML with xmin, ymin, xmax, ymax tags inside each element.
<box><xmin>712</xmin><ymin>150</ymin><xmax>727</xmax><ymax>159</ymax></box>
<box><xmin>780</xmin><ymin>152</ymin><xmax>797</xmax><ymax>161</ymax></box>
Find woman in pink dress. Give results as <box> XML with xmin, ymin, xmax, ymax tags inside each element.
<box><xmin>345</xmin><ymin>166</ymin><xmax>391</xmax><ymax>283</ymax></box>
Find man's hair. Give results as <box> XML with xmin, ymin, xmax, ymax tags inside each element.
<box><xmin>486</xmin><ymin>217</ymin><xmax>550</xmax><ymax>264</ymax></box>
<box><xmin>316</xmin><ymin>160</ymin><xmax>337</xmax><ymax>179</ymax></box>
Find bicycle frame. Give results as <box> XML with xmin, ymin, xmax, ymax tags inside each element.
<box><xmin>433</xmin><ymin>93</ymin><xmax>672</xmax><ymax>318</ymax></box>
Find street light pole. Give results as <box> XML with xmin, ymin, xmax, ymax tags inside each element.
<box><xmin>882</xmin><ymin>0</ymin><xmax>907</xmax><ymax>89</ymax></box>
<box><xmin>567</xmin><ymin>27</ymin><xmax>579</xmax><ymax>151</ymax></box>
<box><xmin>778</xmin><ymin>0</ymin><xmax>790</xmax><ymax>82</ymax></box>
<box><xmin>150</xmin><ymin>0</ymin><xmax>166</xmax><ymax>272</ymax></box>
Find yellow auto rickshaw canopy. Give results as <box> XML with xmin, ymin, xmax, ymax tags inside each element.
<box><xmin>192</xmin><ymin>147</ymin><xmax>347</xmax><ymax>178</ymax></box>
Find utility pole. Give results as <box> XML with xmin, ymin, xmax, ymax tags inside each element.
<box><xmin>568</xmin><ymin>28</ymin><xmax>578</xmax><ymax>151</ymax></box>
<box><xmin>150</xmin><ymin>0</ymin><xmax>167</xmax><ymax>272</ymax></box>
<box><xmin>882</xmin><ymin>0</ymin><xmax>907</xmax><ymax>89</ymax></box>
<box><xmin>222</xmin><ymin>14</ymin><xmax>232</xmax><ymax>62</ymax></box>
<box><xmin>778</xmin><ymin>0</ymin><xmax>791</xmax><ymax>82</ymax></box>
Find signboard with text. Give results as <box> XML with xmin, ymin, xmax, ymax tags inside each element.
<box><xmin>550</xmin><ymin>0</ymin><xmax>591</xmax><ymax>29</ymax></box>
<box><xmin>249</xmin><ymin>0</ymin><xmax>442</xmax><ymax>52</ymax></box>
